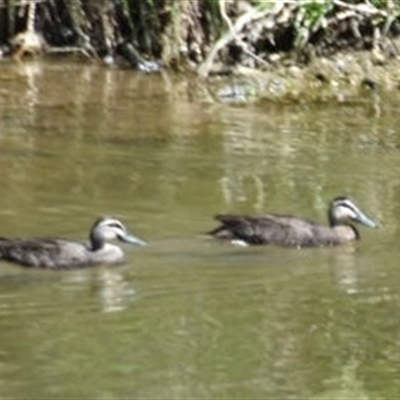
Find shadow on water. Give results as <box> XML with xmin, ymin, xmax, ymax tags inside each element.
<box><xmin>0</xmin><ymin>60</ymin><xmax>399</xmax><ymax>398</ymax></box>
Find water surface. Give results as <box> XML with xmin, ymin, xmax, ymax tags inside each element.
<box><xmin>0</xmin><ymin>60</ymin><xmax>399</xmax><ymax>398</ymax></box>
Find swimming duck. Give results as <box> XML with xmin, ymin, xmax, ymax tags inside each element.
<box><xmin>0</xmin><ymin>217</ymin><xmax>146</xmax><ymax>269</ymax></box>
<box><xmin>209</xmin><ymin>197</ymin><xmax>377</xmax><ymax>247</ymax></box>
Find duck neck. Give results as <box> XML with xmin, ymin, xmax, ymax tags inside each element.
<box><xmin>332</xmin><ymin>224</ymin><xmax>360</xmax><ymax>241</ymax></box>
<box><xmin>328</xmin><ymin>213</ymin><xmax>360</xmax><ymax>238</ymax></box>
<box><xmin>328</xmin><ymin>210</ymin><xmax>337</xmax><ymax>227</ymax></box>
<box><xmin>90</xmin><ymin>232</ymin><xmax>104</xmax><ymax>251</ymax></box>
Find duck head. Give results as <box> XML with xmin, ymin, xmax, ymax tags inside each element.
<box><xmin>90</xmin><ymin>217</ymin><xmax>147</xmax><ymax>251</ymax></box>
<box><xmin>328</xmin><ymin>197</ymin><xmax>377</xmax><ymax>229</ymax></box>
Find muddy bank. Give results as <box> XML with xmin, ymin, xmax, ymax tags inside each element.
<box><xmin>205</xmin><ymin>48</ymin><xmax>400</xmax><ymax>104</ymax></box>
<box><xmin>1</xmin><ymin>0</ymin><xmax>400</xmax><ymax>102</ymax></box>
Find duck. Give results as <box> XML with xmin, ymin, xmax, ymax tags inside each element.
<box><xmin>0</xmin><ymin>217</ymin><xmax>147</xmax><ymax>269</ymax></box>
<box><xmin>209</xmin><ymin>196</ymin><xmax>377</xmax><ymax>247</ymax></box>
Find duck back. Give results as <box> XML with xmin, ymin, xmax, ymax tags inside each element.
<box><xmin>0</xmin><ymin>238</ymin><xmax>91</xmax><ymax>269</ymax></box>
<box><xmin>211</xmin><ymin>214</ymin><xmax>356</xmax><ymax>247</ymax></box>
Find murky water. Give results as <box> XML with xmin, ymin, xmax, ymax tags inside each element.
<box><xmin>0</xmin><ymin>60</ymin><xmax>400</xmax><ymax>398</ymax></box>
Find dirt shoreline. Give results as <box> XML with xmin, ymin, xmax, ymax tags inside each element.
<box><xmin>208</xmin><ymin>48</ymin><xmax>400</xmax><ymax>103</ymax></box>
<box><xmin>2</xmin><ymin>1</ymin><xmax>400</xmax><ymax>103</ymax></box>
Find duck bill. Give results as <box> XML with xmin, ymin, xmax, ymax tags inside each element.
<box><xmin>120</xmin><ymin>234</ymin><xmax>147</xmax><ymax>246</ymax></box>
<box><xmin>355</xmin><ymin>212</ymin><xmax>378</xmax><ymax>229</ymax></box>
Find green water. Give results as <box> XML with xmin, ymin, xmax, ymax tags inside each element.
<box><xmin>0</xmin><ymin>60</ymin><xmax>399</xmax><ymax>398</ymax></box>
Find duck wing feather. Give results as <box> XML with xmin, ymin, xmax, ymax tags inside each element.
<box><xmin>0</xmin><ymin>238</ymin><xmax>91</xmax><ymax>269</ymax></box>
<box><xmin>212</xmin><ymin>214</ymin><xmax>338</xmax><ymax>247</ymax></box>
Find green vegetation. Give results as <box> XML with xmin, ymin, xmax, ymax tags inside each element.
<box><xmin>295</xmin><ymin>1</ymin><xmax>335</xmax><ymax>48</ymax></box>
<box><xmin>1</xmin><ymin>0</ymin><xmax>400</xmax><ymax>76</ymax></box>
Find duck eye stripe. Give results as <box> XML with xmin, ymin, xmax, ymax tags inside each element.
<box><xmin>108</xmin><ymin>223</ymin><xmax>124</xmax><ymax>230</ymax></box>
<box><xmin>335</xmin><ymin>199</ymin><xmax>355</xmax><ymax>209</ymax></box>
<box><xmin>342</xmin><ymin>202</ymin><xmax>357</xmax><ymax>211</ymax></box>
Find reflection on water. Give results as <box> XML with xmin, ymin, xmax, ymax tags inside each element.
<box><xmin>98</xmin><ymin>269</ymin><xmax>136</xmax><ymax>313</ymax></box>
<box><xmin>311</xmin><ymin>358</ymin><xmax>369</xmax><ymax>400</ymax></box>
<box><xmin>0</xmin><ymin>60</ymin><xmax>400</xmax><ymax>397</ymax></box>
<box><xmin>330</xmin><ymin>247</ymin><xmax>360</xmax><ymax>295</ymax></box>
